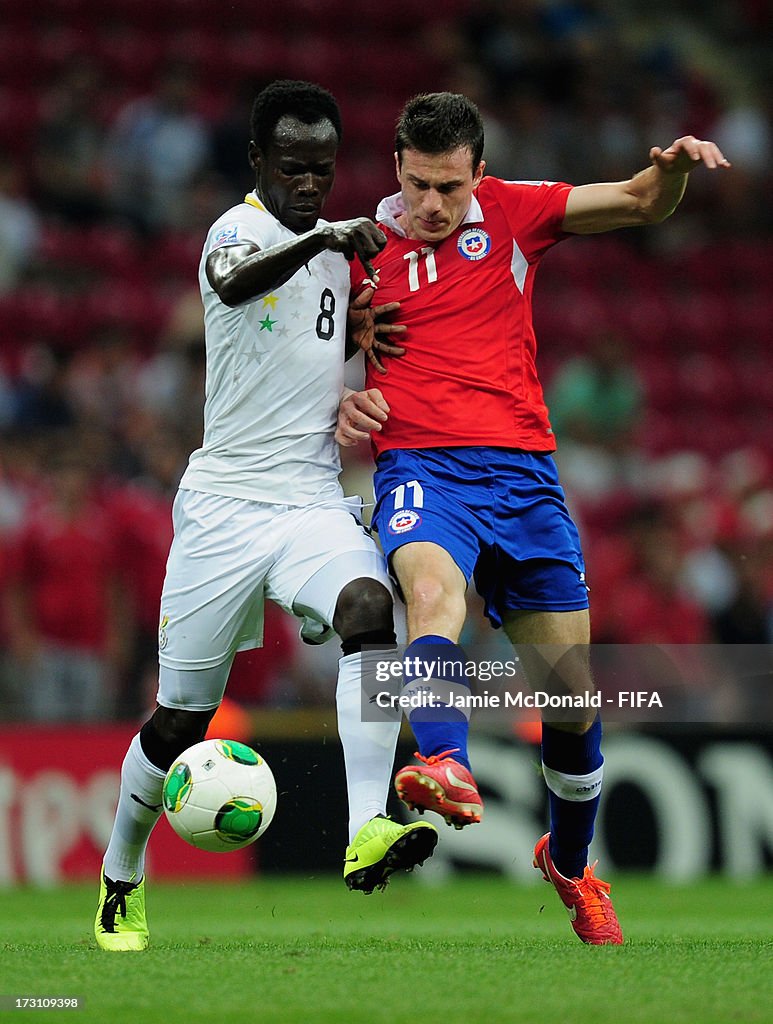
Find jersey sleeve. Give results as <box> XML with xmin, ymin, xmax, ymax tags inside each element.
<box><xmin>202</xmin><ymin>206</ymin><xmax>279</xmax><ymax>258</ymax></box>
<box><xmin>489</xmin><ymin>178</ymin><xmax>573</xmax><ymax>261</ymax></box>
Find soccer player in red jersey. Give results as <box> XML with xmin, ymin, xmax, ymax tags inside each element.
<box><xmin>338</xmin><ymin>92</ymin><xmax>730</xmax><ymax>944</ymax></box>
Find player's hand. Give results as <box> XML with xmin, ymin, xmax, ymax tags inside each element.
<box><xmin>322</xmin><ymin>217</ymin><xmax>387</xmax><ymax>279</ymax></box>
<box><xmin>650</xmin><ymin>136</ymin><xmax>731</xmax><ymax>174</ymax></box>
<box><xmin>336</xmin><ymin>387</ymin><xmax>390</xmax><ymax>446</ymax></box>
<box><xmin>348</xmin><ymin>285</ymin><xmax>406</xmax><ymax>374</ymax></box>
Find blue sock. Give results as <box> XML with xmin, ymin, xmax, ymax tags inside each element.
<box><xmin>403</xmin><ymin>635</ymin><xmax>471</xmax><ymax>770</ymax></box>
<box><xmin>541</xmin><ymin>716</ymin><xmax>603</xmax><ymax>879</ymax></box>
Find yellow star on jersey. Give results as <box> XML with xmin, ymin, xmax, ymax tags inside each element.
<box><xmin>262</xmin><ymin>294</ymin><xmax>279</xmax><ymax>309</ymax></box>
<box><xmin>259</xmin><ymin>314</ymin><xmax>277</xmax><ymax>332</ymax></box>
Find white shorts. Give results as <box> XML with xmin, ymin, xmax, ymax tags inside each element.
<box><xmin>157</xmin><ymin>488</ymin><xmax>390</xmax><ymax>685</ymax></box>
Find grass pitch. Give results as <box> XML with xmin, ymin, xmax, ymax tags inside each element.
<box><xmin>2</xmin><ymin>874</ymin><xmax>772</xmax><ymax>1024</ymax></box>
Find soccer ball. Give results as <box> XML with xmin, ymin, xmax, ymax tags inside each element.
<box><xmin>162</xmin><ymin>738</ymin><xmax>277</xmax><ymax>852</ymax></box>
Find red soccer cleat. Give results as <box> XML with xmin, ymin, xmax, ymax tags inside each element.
<box><xmin>533</xmin><ymin>833</ymin><xmax>623</xmax><ymax>944</ymax></box>
<box><xmin>395</xmin><ymin>749</ymin><xmax>483</xmax><ymax>829</ymax></box>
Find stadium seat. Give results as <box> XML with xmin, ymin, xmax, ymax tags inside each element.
<box><xmin>638</xmin><ymin>355</ymin><xmax>682</xmax><ymax>411</ymax></box>
<box><xmin>614</xmin><ymin>289</ymin><xmax>672</xmax><ymax>351</ymax></box>
<box><xmin>534</xmin><ymin>288</ymin><xmax>592</xmax><ymax>351</ymax></box>
<box><xmin>735</xmin><ymin>291</ymin><xmax>773</xmax><ymax>346</ymax></box>
<box><xmin>0</xmin><ymin>31</ymin><xmax>41</xmax><ymax>87</ymax></box>
<box><xmin>145</xmin><ymin>233</ymin><xmax>202</xmax><ymax>283</ymax></box>
<box><xmin>721</xmin><ymin>240</ymin><xmax>773</xmax><ymax>291</ymax></box>
<box><xmin>673</xmin><ymin>409</ymin><xmax>748</xmax><ymax>457</ymax></box>
<box><xmin>91</xmin><ymin>28</ymin><xmax>166</xmax><ymax>89</ymax></box>
<box><xmin>0</xmin><ymin>89</ymin><xmax>40</xmax><ymax>155</ymax></box>
<box><xmin>84</xmin><ymin>226</ymin><xmax>146</xmax><ymax>281</ymax></box>
<box><xmin>81</xmin><ymin>285</ymin><xmax>173</xmax><ymax>346</ymax></box>
<box><xmin>736</xmin><ymin>356</ymin><xmax>773</xmax><ymax>405</ymax></box>
<box><xmin>339</xmin><ymin>98</ymin><xmax>399</xmax><ymax>152</ymax></box>
<box><xmin>37</xmin><ymin>225</ymin><xmax>146</xmax><ymax>285</ymax></box>
<box><xmin>5</xmin><ymin>287</ymin><xmax>84</xmax><ymax>348</ymax></box>
<box><xmin>35</xmin><ymin>25</ymin><xmax>96</xmax><ymax>76</ymax></box>
<box><xmin>220</xmin><ymin>32</ymin><xmax>291</xmax><ymax>83</ymax></box>
<box><xmin>675</xmin><ymin>353</ymin><xmax>741</xmax><ymax>410</ymax></box>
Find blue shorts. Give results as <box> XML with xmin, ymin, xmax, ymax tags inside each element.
<box><xmin>372</xmin><ymin>447</ymin><xmax>589</xmax><ymax>626</ymax></box>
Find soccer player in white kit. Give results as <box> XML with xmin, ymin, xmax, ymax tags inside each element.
<box><xmin>95</xmin><ymin>81</ymin><xmax>437</xmax><ymax>951</ymax></box>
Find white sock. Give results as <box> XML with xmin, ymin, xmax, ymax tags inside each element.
<box><xmin>103</xmin><ymin>733</ymin><xmax>167</xmax><ymax>883</ymax></box>
<box><xmin>336</xmin><ymin>652</ymin><xmax>401</xmax><ymax>843</ymax></box>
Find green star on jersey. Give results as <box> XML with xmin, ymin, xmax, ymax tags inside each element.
<box><xmin>259</xmin><ymin>314</ymin><xmax>277</xmax><ymax>332</ymax></box>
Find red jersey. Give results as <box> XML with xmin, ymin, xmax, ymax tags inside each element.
<box><xmin>107</xmin><ymin>482</ymin><xmax>173</xmax><ymax>633</ymax></box>
<box><xmin>358</xmin><ymin>176</ymin><xmax>572</xmax><ymax>456</ymax></box>
<box><xmin>5</xmin><ymin>495</ymin><xmax>120</xmax><ymax>651</ymax></box>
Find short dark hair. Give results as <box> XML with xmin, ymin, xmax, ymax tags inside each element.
<box><xmin>250</xmin><ymin>80</ymin><xmax>342</xmax><ymax>153</ymax></box>
<box><xmin>395</xmin><ymin>92</ymin><xmax>485</xmax><ymax>170</ymax></box>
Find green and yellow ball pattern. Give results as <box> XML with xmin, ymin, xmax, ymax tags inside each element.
<box><xmin>162</xmin><ymin>762</ymin><xmax>193</xmax><ymax>813</ymax></box>
<box><xmin>215</xmin><ymin>798</ymin><xmax>263</xmax><ymax>842</ymax></box>
<box><xmin>215</xmin><ymin>739</ymin><xmax>261</xmax><ymax>766</ymax></box>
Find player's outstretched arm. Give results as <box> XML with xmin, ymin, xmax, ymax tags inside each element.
<box><xmin>335</xmin><ymin>387</ymin><xmax>390</xmax><ymax>446</ymax></box>
<box><xmin>206</xmin><ymin>218</ymin><xmax>388</xmax><ymax>308</ymax></box>
<box><xmin>562</xmin><ymin>136</ymin><xmax>731</xmax><ymax>235</ymax></box>
<box><xmin>346</xmin><ymin>286</ymin><xmax>407</xmax><ymax>374</ymax></box>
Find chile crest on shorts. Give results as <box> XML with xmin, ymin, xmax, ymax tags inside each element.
<box><xmin>388</xmin><ymin>509</ymin><xmax>422</xmax><ymax>534</ymax></box>
<box><xmin>457</xmin><ymin>228</ymin><xmax>491</xmax><ymax>261</ymax></box>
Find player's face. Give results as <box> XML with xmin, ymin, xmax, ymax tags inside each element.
<box><xmin>250</xmin><ymin>116</ymin><xmax>338</xmax><ymax>234</ymax></box>
<box><xmin>395</xmin><ymin>147</ymin><xmax>485</xmax><ymax>242</ymax></box>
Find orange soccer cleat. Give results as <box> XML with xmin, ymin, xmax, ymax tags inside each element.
<box><xmin>394</xmin><ymin>749</ymin><xmax>483</xmax><ymax>829</ymax></box>
<box><xmin>533</xmin><ymin>833</ymin><xmax>623</xmax><ymax>945</ymax></box>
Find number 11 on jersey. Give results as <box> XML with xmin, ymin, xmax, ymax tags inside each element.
<box><xmin>404</xmin><ymin>248</ymin><xmax>437</xmax><ymax>292</ymax></box>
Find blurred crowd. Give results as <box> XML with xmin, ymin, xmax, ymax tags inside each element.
<box><xmin>0</xmin><ymin>0</ymin><xmax>771</xmax><ymax>723</ymax></box>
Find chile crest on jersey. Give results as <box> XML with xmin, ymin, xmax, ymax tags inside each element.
<box><xmin>457</xmin><ymin>227</ymin><xmax>491</xmax><ymax>261</ymax></box>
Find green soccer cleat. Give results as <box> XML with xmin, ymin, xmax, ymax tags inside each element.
<box><xmin>343</xmin><ymin>815</ymin><xmax>438</xmax><ymax>894</ymax></box>
<box><xmin>94</xmin><ymin>868</ymin><xmax>149</xmax><ymax>951</ymax></box>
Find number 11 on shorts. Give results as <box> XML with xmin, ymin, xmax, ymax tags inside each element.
<box><xmin>391</xmin><ymin>480</ymin><xmax>424</xmax><ymax>509</ymax></box>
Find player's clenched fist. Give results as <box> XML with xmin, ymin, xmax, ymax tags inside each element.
<box><xmin>320</xmin><ymin>218</ymin><xmax>387</xmax><ymax>277</ymax></box>
<box><xmin>336</xmin><ymin>387</ymin><xmax>390</xmax><ymax>446</ymax></box>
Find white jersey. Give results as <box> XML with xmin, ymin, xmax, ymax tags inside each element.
<box><xmin>179</xmin><ymin>192</ymin><xmax>351</xmax><ymax>505</ymax></box>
